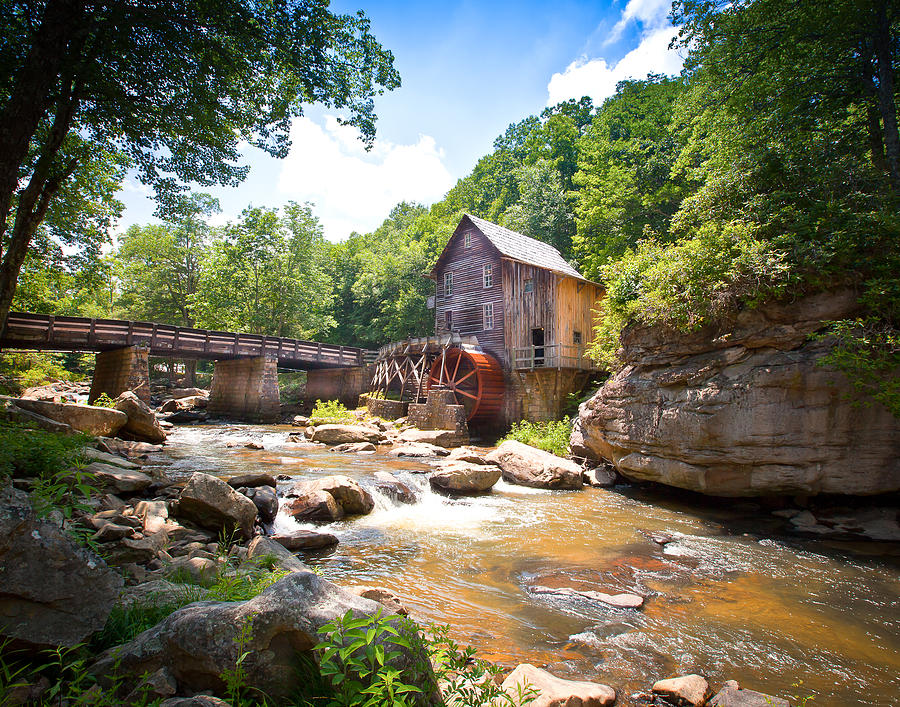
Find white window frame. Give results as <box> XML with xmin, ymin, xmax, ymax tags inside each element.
<box><xmin>483</xmin><ymin>263</ymin><xmax>493</xmax><ymax>288</ymax></box>
<box><xmin>464</xmin><ymin>232</ymin><xmax>472</xmax><ymax>248</ymax></box>
<box><xmin>444</xmin><ymin>271</ymin><xmax>453</xmax><ymax>297</ymax></box>
<box><xmin>483</xmin><ymin>302</ymin><xmax>494</xmax><ymax>330</ymax></box>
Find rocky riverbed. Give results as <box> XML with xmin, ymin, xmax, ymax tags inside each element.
<box><xmin>3</xmin><ymin>405</ymin><xmax>900</xmax><ymax>705</ymax></box>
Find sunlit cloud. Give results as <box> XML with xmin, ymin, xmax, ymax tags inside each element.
<box><xmin>277</xmin><ymin>116</ymin><xmax>455</xmax><ymax>241</ymax></box>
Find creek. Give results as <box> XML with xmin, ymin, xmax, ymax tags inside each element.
<box><xmin>148</xmin><ymin>423</ymin><xmax>900</xmax><ymax>706</ymax></box>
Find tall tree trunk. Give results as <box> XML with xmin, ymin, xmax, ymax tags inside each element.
<box><xmin>0</xmin><ymin>0</ymin><xmax>88</xmax><ymax>248</ymax></box>
<box><xmin>874</xmin><ymin>0</ymin><xmax>900</xmax><ymax>191</ymax></box>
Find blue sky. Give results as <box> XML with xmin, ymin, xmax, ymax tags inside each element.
<box><xmin>118</xmin><ymin>0</ymin><xmax>684</xmax><ymax>240</ymax></box>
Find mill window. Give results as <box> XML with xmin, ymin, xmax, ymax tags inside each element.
<box><xmin>524</xmin><ymin>278</ymin><xmax>534</xmax><ymax>293</ymax></box>
<box><xmin>573</xmin><ymin>330</ymin><xmax>582</xmax><ymax>345</ymax></box>
<box><xmin>483</xmin><ymin>263</ymin><xmax>493</xmax><ymax>288</ymax></box>
<box><xmin>483</xmin><ymin>302</ymin><xmax>494</xmax><ymax>330</ymax></box>
<box><xmin>444</xmin><ymin>271</ymin><xmax>453</xmax><ymax>297</ymax></box>
<box><xmin>445</xmin><ymin>310</ymin><xmax>453</xmax><ymax>330</ymax></box>
<box><xmin>464</xmin><ymin>232</ymin><xmax>472</xmax><ymax>248</ymax></box>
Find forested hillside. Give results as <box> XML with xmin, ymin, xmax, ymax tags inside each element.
<box><xmin>9</xmin><ymin>0</ymin><xmax>898</xmax><ymax>410</ymax></box>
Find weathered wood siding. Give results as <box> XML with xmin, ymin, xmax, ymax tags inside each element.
<box><xmin>501</xmin><ymin>260</ymin><xmax>558</xmax><ymax>357</ymax></box>
<box><xmin>433</xmin><ymin>224</ymin><xmax>507</xmax><ymax>364</ymax></box>
<box><xmin>554</xmin><ymin>278</ymin><xmax>604</xmax><ymax>349</ymax></box>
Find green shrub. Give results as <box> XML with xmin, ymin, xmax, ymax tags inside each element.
<box><xmin>0</xmin><ymin>351</ymin><xmax>86</xmax><ymax>396</ymax></box>
<box><xmin>817</xmin><ymin>318</ymin><xmax>900</xmax><ymax>418</ymax></box>
<box><xmin>311</xmin><ymin>399</ymin><xmax>353</xmax><ymax>422</ymax></box>
<box><xmin>90</xmin><ymin>392</ymin><xmax>117</xmax><ymax>408</ymax></box>
<box><xmin>589</xmin><ymin>223</ymin><xmax>792</xmax><ymax>368</ymax></box>
<box><xmin>500</xmin><ymin>419</ymin><xmax>572</xmax><ymax>457</ymax></box>
<box><xmin>0</xmin><ymin>421</ymin><xmax>89</xmax><ymax>480</ymax></box>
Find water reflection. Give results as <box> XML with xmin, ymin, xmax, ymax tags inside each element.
<box><xmin>155</xmin><ymin>423</ymin><xmax>900</xmax><ymax>706</ymax></box>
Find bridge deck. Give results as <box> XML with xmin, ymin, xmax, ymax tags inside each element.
<box><xmin>0</xmin><ymin>312</ymin><xmax>375</xmax><ymax>369</ymax></box>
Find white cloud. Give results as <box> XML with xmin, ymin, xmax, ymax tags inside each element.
<box><xmin>277</xmin><ymin>116</ymin><xmax>454</xmax><ymax>241</ymax></box>
<box><xmin>608</xmin><ymin>0</ymin><xmax>672</xmax><ymax>43</ymax></box>
<box><xmin>546</xmin><ymin>26</ymin><xmax>683</xmax><ymax>106</ymax></box>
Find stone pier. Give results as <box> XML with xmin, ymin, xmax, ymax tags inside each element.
<box><xmin>306</xmin><ymin>366</ymin><xmax>372</xmax><ymax>409</ymax></box>
<box><xmin>208</xmin><ymin>355</ymin><xmax>280</xmax><ymax>422</ymax></box>
<box><xmin>89</xmin><ymin>345</ymin><xmax>150</xmax><ymax>404</ymax></box>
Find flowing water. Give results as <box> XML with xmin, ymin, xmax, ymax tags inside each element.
<box><xmin>150</xmin><ymin>424</ymin><xmax>900</xmax><ymax>706</ymax></box>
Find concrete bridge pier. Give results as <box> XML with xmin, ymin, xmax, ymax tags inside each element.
<box><xmin>208</xmin><ymin>354</ymin><xmax>280</xmax><ymax>422</ymax></box>
<box><xmin>89</xmin><ymin>345</ymin><xmax>150</xmax><ymax>404</ymax></box>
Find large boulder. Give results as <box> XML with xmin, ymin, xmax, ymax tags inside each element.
<box><xmin>372</xmin><ymin>471</ymin><xmax>416</xmax><ymax>504</ymax></box>
<box><xmin>573</xmin><ymin>290</ymin><xmax>900</xmax><ymax>496</ymax></box>
<box><xmin>176</xmin><ymin>472</ymin><xmax>258</xmax><ymax>539</ymax></box>
<box><xmin>115</xmin><ymin>391</ymin><xmax>167</xmax><ymax>444</ymax></box>
<box><xmin>237</xmin><ymin>485</ymin><xmax>278</xmax><ymax>524</ymax></box>
<box><xmin>398</xmin><ymin>429</ymin><xmax>466</xmax><ymax>448</ymax></box>
<box><xmin>310</xmin><ymin>424</ymin><xmax>384</xmax><ymax>445</ymax></box>
<box><xmin>10</xmin><ymin>397</ymin><xmax>127</xmax><ymax>436</ymax></box>
<box><xmin>289</xmin><ymin>475</ymin><xmax>374</xmax><ymax>515</ymax></box>
<box><xmin>91</xmin><ymin>572</ymin><xmax>432</xmax><ymax>703</ymax></box>
<box><xmin>429</xmin><ymin>462</ymin><xmax>500</xmax><ymax>495</ymax></box>
<box><xmin>500</xmin><ymin>664</ymin><xmax>615</xmax><ymax>707</ymax></box>
<box><xmin>246</xmin><ymin>535</ymin><xmax>309</xmax><ymax>573</ymax></box>
<box><xmin>0</xmin><ymin>483</ymin><xmax>123</xmax><ymax>651</ymax></box>
<box><xmin>285</xmin><ymin>490</ymin><xmax>344</xmax><ymax>523</ymax></box>
<box><xmin>486</xmin><ymin>440</ymin><xmax>583</xmax><ymax>490</ymax></box>
<box><xmin>272</xmin><ymin>529</ymin><xmax>339</xmax><ymax>551</ymax></box>
<box><xmin>708</xmin><ymin>682</ymin><xmax>788</xmax><ymax>707</ymax></box>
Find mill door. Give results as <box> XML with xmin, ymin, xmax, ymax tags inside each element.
<box><xmin>532</xmin><ymin>328</ymin><xmax>545</xmax><ymax>367</ymax></box>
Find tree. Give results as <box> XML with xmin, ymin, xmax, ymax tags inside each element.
<box><xmin>0</xmin><ymin>0</ymin><xmax>400</xmax><ymax>333</ymax></box>
<box><xmin>192</xmin><ymin>203</ymin><xmax>335</xmax><ymax>338</ymax></box>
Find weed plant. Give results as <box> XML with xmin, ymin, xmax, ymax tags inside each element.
<box><xmin>499</xmin><ymin>418</ymin><xmax>572</xmax><ymax>457</ymax></box>
<box><xmin>310</xmin><ymin>399</ymin><xmax>353</xmax><ymax>422</ymax></box>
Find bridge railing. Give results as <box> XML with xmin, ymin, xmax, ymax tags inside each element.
<box><xmin>1</xmin><ymin>312</ymin><xmax>375</xmax><ymax>368</ymax></box>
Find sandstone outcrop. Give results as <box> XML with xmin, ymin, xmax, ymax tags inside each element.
<box><xmin>289</xmin><ymin>475</ymin><xmax>374</xmax><ymax>515</ymax></box>
<box><xmin>0</xmin><ymin>483</ymin><xmax>123</xmax><ymax>651</ymax></box>
<box><xmin>486</xmin><ymin>440</ymin><xmax>583</xmax><ymax>490</ymax></box>
<box><xmin>311</xmin><ymin>424</ymin><xmax>385</xmax><ymax>445</ymax></box>
<box><xmin>500</xmin><ymin>664</ymin><xmax>616</xmax><ymax>707</ymax></box>
<box><xmin>574</xmin><ymin>290</ymin><xmax>900</xmax><ymax>496</ymax></box>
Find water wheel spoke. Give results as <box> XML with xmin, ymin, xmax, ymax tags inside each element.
<box><xmin>455</xmin><ymin>388</ymin><xmax>478</xmax><ymax>400</ymax></box>
<box><xmin>451</xmin><ymin>353</ymin><xmax>462</xmax><ymax>381</ymax></box>
<box><xmin>454</xmin><ymin>369</ymin><xmax>477</xmax><ymax>385</ymax></box>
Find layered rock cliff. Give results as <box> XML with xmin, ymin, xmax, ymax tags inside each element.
<box><xmin>573</xmin><ymin>290</ymin><xmax>900</xmax><ymax>496</ymax></box>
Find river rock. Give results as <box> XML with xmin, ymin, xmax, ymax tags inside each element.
<box><xmin>93</xmin><ymin>522</ymin><xmax>135</xmax><ymax>542</ymax></box>
<box><xmin>333</xmin><ymin>441</ymin><xmax>377</xmax><ymax>454</ymax></box>
<box><xmin>237</xmin><ymin>485</ymin><xmax>278</xmax><ymax>524</ymax></box>
<box><xmin>104</xmin><ymin>528</ymin><xmax>169</xmax><ymax>566</ymax></box>
<box><xmin>446</xmin><ymin>446</ymin><xmax>492</xmax><ymax>464</ymax></box>
<box><xmin>11</xmin><ymin>397</ymin><xmax>127</xmax><ymax>436</ymax></box>
<box><xmin>82</xmin><ymin>447</ymin><xmax>142</xmax><ymax>469</ymax></box>
<box><xmin>272</xmin><ymin>529</ymin><xmax>339</xmax><ymax>551</ymax></box>
<box><xmin>0</xmin><ymin>483</ymin><xmax>123</xmax><ymax>651</ymax></box>
<box><xmin>310</xmin><ymin>424</ymin><xmax>385</xmax><ymax>445</ymax></box>
<box><xmin>372</xmin><ymin>471</ymin><xmax>416</xmax><ymax>504</ymax></box>
<box><xmin>161</xmin><ymin>697</ymin><xmax>231</xmax><ymax>707</ymax></box>
<box><xmin>247</xmin><ymin>535</ymin><xmax>311</xmax><ymax>574</ymax></box>
<box><xmin>398</xmin><ymin>428</ymin><xmax>465</xmax><ymax>448</ymax></box>
<box><xmin>227</xmin><ymin>472</ymin><xmax>276</xmax><ymax>489</ymax></box>
<box><xmin>159</xmin><ymin>396</ymin><xmax>207</xmax><ymax>413</ymax></box>
<box><xmin>389</xmin><ymin>442</ymin><xmax>450</xmax><ymax>457</ymax></box>
<box><xmin>86</xmin><ymin>461</ymin><xmax>153</xmax><ymax>494</ymax></box>
<box><xmin>345</xmin><ymin>585</ymin><xmax>409</xmax><ymax>615</ymax></box>
<box><xmin>708</xmin><ymin>683</ymin><xmax>788</xmax><ymax>706</ymax></box>
<box><xmin>583</xmin><ymin>467</ymin><xmax>617</xmax><ymax>487</ymax></box>
<box><xmin>574</xmin><ymin>290</ymin><xmax>900</xmax><ymax>496</ymax></box>
<box><xmin>167</xmin><ymin>555</ymin><xmax>218</xmax><ymax>585</ymax></box>
<box><xmin>531</xmin><ymin>585</ymin><xmax>644</xmax><ymax>609</ymax></box>
<box><xmin>289</xmin><ymin>475</ymin><xmax>374</xmax><ymax>515</ymax></box>
<box><xmin>176</xmin><ymin>472</ymin><xmax>258</xmax><ymax>539</ymax></box>
<box><xmin>91</xmin><ymin>571</ymin><xmax>432</xmax><ymax>703</ymax></box>
<box><xmin>134</xmin><ymin>500</ymin><xmax>170</xmax><ymax>534</ymax></box>
<box><xmin>500</xmin><ymin>664</ymin><xmax>615</xmax><ymax>707</ymax></box>
<box><xmin>97</xmin><ymin>437</ymin><xmax>163</xmax><ymax>458</ymax></box>
<box><xmin>652</xmin><ymin>675</ymin><xmax>712</xmax><ymax>706</ymax></box>
<box><xmin>285</xmin><ymin>490</ymin><xmax>344</xmax><ymax>523</ymax></box>
<box><xmin>486</xmin><ymin>440</ymin><xmax>583</xmax><ymax>490</ymax></box>
<box><xmin>429</xmin><ymin>462</ymin><xmax>500</xmax><ymax>494</ymax></box>
<box><xmin>115</xmin><ymin>391</ymin><xmax>168</xmax><ymax>444</ymax></box>
<box><xmin>0</xmin><ymin>396</ymin><xmax>75</xmax><ymax>434</ymax></box>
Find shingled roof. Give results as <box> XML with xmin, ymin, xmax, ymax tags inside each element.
<box><xmin>462</xmin><ymin>214</ymin><xmax>588</xmax><ymax>281</ymax></box>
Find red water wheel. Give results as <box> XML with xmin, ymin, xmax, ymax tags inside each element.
<box><xmin>428</xmin><ymin>348</ymin><xmax>505</xmax><ymax>422</ymax></box>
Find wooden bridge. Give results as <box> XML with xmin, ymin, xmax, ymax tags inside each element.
<box><xmin>0</xmin><ymin>312</ymin><xmax>376</xmax><ymax>369</ymax></box>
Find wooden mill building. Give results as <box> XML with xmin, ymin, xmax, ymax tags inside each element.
<box><xmin>369</xmin><ymin>214</ymin><xmax>604</xmax><ymax>428</ymax></box>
